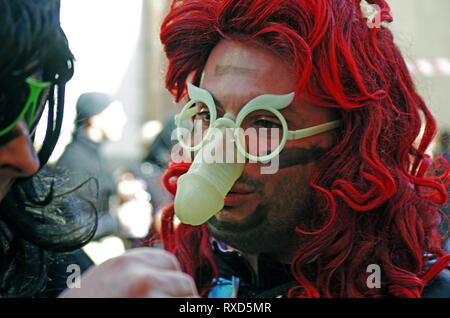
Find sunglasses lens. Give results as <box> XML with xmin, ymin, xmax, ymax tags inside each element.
<box><xmin>0</xmin><ymin>77</ymin><xmax>51</xmax><ymax>136</ymax></box>
<box><xmin>0</xmin><ymin>81</ymin><xmax>29</xmax><ymax>134</ymax></box>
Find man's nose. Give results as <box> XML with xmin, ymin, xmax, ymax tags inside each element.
<box><xmin>0</xmin><ymin>121</ymin><xmax>40</xmax><ymax>177</ymax></box>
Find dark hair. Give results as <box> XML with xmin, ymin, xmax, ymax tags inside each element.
<box><xmin>0</xmin><ymin>0</ymin><xmax>97</xmax><ymax>297</ymax></box>
<box><xmin>158</xmin><ymin>0</ymin><xmax>450</xmax><ymax>297</ymax></box>
<box><xmin>0</xmin><ymin>0</ymin><xmax>74</xmax><ymax>167</ymax></box>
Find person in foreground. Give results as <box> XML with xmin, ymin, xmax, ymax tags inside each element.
<box><xmin>0</xmin><ymin>0</ymin><xmax>97</xmax><ymax>297</ymax></box>
<box><xmin>154</xmin><ymin>0</ymin><xmax>450</xmax><ymax>298</ymax></box>
<box><xmin>62</xmin><ymin>0</ymin><xmax>450</xmax><ymax>298</ymax></box>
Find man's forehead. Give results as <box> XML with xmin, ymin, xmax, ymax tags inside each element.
<box><xmin>205</xmin><ymin>40</ymin><xmax>276</xmax><ymax>78</ymax></box>
<box><xmin>214</xmin><ymin>65</ymin><xmax>259</xmax><ymax>77</ymax></box>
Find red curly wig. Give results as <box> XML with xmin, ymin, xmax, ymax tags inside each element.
<box><xmin>156</xmin><ymin>0</ymin><xmax>450</xmax><ymax>297</ymax></box>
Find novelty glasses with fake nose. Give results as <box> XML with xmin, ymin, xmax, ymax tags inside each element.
<box><xmin>0</xmin><ymin>77</ymin><xmax>52</xmax><ymax>137</ymax></box>
<box><xmin>175</xmin><ymin>83</ymin><xmax>342</xmax><ymax>162</ymax></box>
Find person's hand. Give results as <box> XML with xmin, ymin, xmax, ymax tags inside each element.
<box><xmin>59</xmin><ymin>248</ymin><xmax>199</xmax><ymax>298</ymax></box>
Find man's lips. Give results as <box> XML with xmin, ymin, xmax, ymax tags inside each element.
<box><xmin>224</xmin><ymin>184</ymin><xmax>253</xmax><ymax>207</ymax></box>
<box><xmin>229</xmin><ymin>184</ymin><xmax>252</xmax><ymax>194</ymax></box>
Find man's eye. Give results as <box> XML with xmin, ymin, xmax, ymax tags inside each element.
<box><xmin>196</xmin><ymin>109</ymin><xmax>211</xmax><ymax>122</ymax></box>
<box><xmin>253</xmin><ymin>119</ymin><xmax>281</xmax><ymax>130</ymax></box>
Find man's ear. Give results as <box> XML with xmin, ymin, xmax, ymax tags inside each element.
<box><xmin>85</xmin><ymin>117</ymin><xmax>93</xmax><ymax>128</ymax></box>
<box><xmin>87</xmin><ymin>115</ymin><xmax>100</xmax><ymax>129</ymax></box>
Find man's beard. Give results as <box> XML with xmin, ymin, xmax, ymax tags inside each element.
<box><xmin>206</xmin><ymin>180</ymin><xmax>315</xmax><ymax>258</ymax></box>
<box><xmin>205</xmin><ymin>145</ymin><xmax>329</xmax><ymax>259</ymax></box>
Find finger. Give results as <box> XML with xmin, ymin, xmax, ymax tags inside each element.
<box><xmin>162</xmin><ymin>271</ymin><xmax>199</xmax><ymax>297</ymax></box>
<box><xmin>109</xmin><ymin>247</ymin><xmax>182</xmax><ymax>272</ymax></box>
<box><xmin>129</xmin><ymin>268</ymin><xmax>199</xmax><ymax>298</ymax></box>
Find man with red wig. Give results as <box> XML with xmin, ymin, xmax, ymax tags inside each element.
<box><xmin>63</xmin><ymin>0</ymin><xmax>449</xmax><ymax>298</ymax></box>
<box><xmin>155</xmin><ymin>0</ymin><xmax>450</xmax><ymax>298</ymax></box>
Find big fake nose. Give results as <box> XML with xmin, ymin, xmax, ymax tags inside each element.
<box><xmin>174</xmin><ymin>126</ymin><xmax>245</xmax><ymax>225</ymax></box>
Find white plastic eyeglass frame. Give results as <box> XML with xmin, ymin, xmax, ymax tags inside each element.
<box><xmin>175</xmin><ymin>83</ymin><xmax>342</xmax><ymax>162</ymax></box>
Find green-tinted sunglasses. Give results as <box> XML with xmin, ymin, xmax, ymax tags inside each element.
<box><xmin>0</xmin><ymin>77</ymin><xmax>52</xmax><ymax>137</ymax></box>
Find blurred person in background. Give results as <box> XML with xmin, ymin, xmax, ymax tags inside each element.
<box><xmin>140</xmin><ymin>119</ymin><xmax>178</xmax><ymax>236</ymax></box>
<box><xmin>438</xmin><ymin>131</ymin><xmax>450</xmax><ymax>164</ymax></box>
<box><xmin>0</xmin><ymin>0</ymin><xmax>96</xmax><ymax>297</ymax></box>
<box><xmin>143</xmin><ymin>118</ymin><xmax>177</xmax><ymax>170</ymax></box>
<box><xmin>436</xmin><ymin>130</ymin><xmax>450</xmax><ymax>253</ymax></box>
<box><xmin>54</xmin><ymin>92</ymin><xmax>152</xmax><ymax>245</ymax></box>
